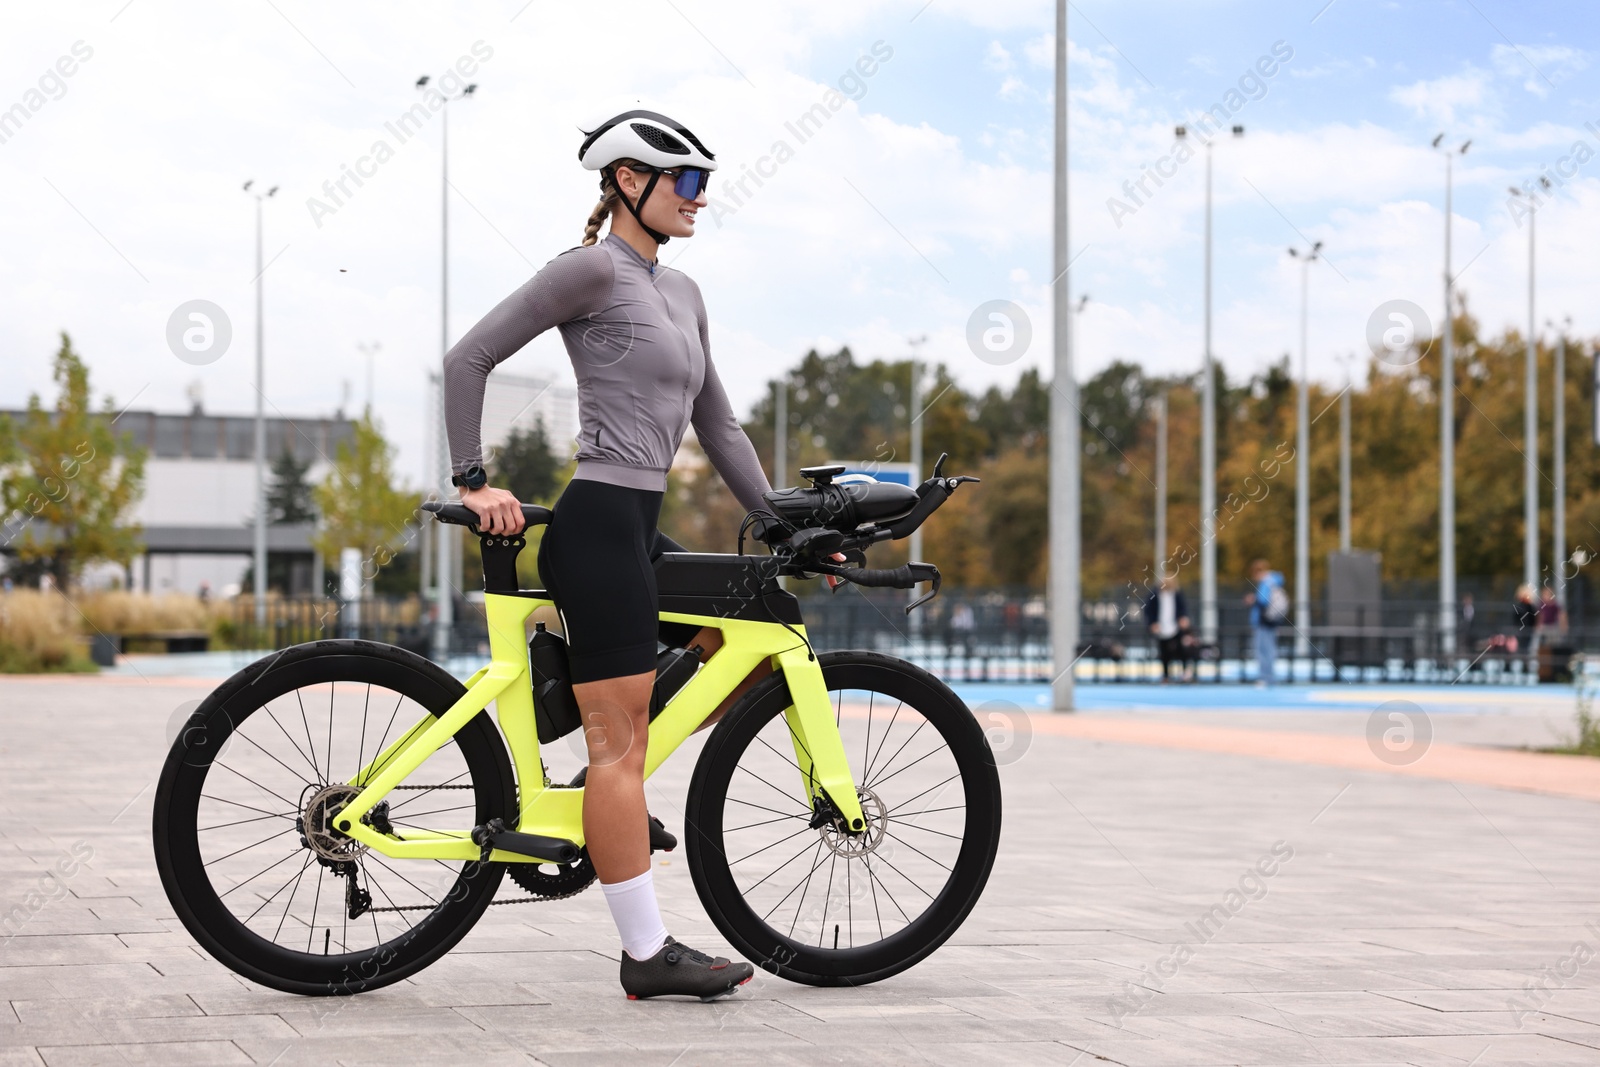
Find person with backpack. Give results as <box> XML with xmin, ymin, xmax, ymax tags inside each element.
<box><xmin>1244</xmin><ymin>558</ymin><xmax>1288</xmax><ymax>686</ymax></box>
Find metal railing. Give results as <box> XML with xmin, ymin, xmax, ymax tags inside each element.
<box><xmin>225</xmin><ymin>588</ymin><xmax>1589</xmax><ymax>685</ymax></box>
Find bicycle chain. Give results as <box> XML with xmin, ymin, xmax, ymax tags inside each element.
<box><xmin>360</xmin><ymin>783</ymin><xmax>594</xmax><ymax>913</ymax></box>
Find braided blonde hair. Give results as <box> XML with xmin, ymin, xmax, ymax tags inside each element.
<box><xmin>580</xmin><ymin>159</ymin><xmax>646</xmax><ymax>246</ymax></box>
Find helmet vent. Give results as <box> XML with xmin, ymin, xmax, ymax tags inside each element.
<box><xmin>630</xmin><ymin>123</ymin><xmax>691</xmax><ymax>155</ymax></box>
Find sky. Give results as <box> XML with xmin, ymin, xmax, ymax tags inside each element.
<box><xmin>2</xmin><ymin>0</ymin><xmax>1597</xmax><ymax>487</ymax></box>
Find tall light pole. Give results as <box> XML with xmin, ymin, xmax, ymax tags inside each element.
<box><xmin>1434</xmin><ymin>133</ymin><xmax>1470</xmax><ymax>654</ymax></box>
<box><xmin>1550</xmin><ymin>316</ymin><xmax>1571</xmax><ymax>605</ymax></box>
<box><xmin>907</xmin><ymin>334</ymin><xmax>928</xmax><ymax>557</ymax></box>
<box><xmin>1510</xmin><ymin>180</ymin><xmax>1551</xmax><ymax>594</ymax></box>
<box><xmin>419</xmin><ymin>73</ymin><xmax>477</xmax><ymax>663</ymax></box>
<box><xmin>1288</xmin><ymin>242</ymin><xmax>1322</xmax><ymax>659</ymax></box>
<box><xmin>1049</xmin><ymin>0</ymin><xmax>1079</xmax><ymax>710</ymax></box>
<box><xmin>772</xmin><ymin>377</ymin><xmax>787</xmax><ymax>491</ymax></box>
<box><xmin>1154</xmin><ymin>389</ymin><xmax>1168</xmax><ymax>583</ymax></box>
<box><xmin>1338</xmin><ymin>358</ymin><xmax>1352</xmax><ymax>553</ymax></box>
<box><xmin>1175</xmin><ymin>122</ymin><xmax>1244</xmax><ymax>643</ymax></box>
<box><xmin>244</xmin><ymin>179</ymin><xmax>277</xmax><ymax>628</ymax></box>
<box><xmin>357</xmin><ymin>341</ymin><xmax>381</xmax><ymax>414</ymax></box>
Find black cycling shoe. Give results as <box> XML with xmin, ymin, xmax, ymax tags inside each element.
<box><xmin>621</xmin><ymin>936</ymin><xmax>755</xmax><ymax>1002</ymax></box>
<box><xmin>568</xmin><ymin>767</ymin><xmax>677</xmax><ymax>853</ymax></box>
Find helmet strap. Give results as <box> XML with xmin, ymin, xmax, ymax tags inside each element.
<box><xmin>609</xmin><ymin>166</ymin><xmax>671</xmax><ymax>246</ymax></box>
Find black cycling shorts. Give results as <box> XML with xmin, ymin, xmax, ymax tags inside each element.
<box><xmin>535</xmin><ymin>477</ymin><xmax>702</xmax><ymax>684</ymax></box>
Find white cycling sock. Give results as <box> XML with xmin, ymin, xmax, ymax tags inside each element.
<box><xmin>600</xmin><ymin>870</ymin><xmax>669</xmax><ymax>961</ymax></box>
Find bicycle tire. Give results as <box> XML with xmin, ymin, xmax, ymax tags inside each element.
<box><xmin>152</xmin><ymin>640</ymin><xmax>516</xmax><ymax>996</ymax></box>
<box><xmin>685</xmin><ymin>650</ymin><xmax>1002</xmax><ymax>986</ymax></box>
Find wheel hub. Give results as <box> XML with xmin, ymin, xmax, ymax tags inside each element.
<box><xmin>820</xmin><ymin>787</ymin><xmax>887</xmax><ymax>858</ymax></box>
<box><xmin>299</xmin><ymin>783</ymin><xmax>367</xmax><ymax>862</ymax></box>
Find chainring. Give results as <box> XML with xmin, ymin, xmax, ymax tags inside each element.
<box><xmin>507</xmin><ymin>850</ymin><xmax>596</xmax><ymax>900</ymax></box>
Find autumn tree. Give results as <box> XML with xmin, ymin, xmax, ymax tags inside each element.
<box><xmin>0</xmin><ymin>333</ymin><xmax>146</xmax><ymax>587</ymax></box>
<box><xmin>311</xmin><ymin>413</ymin><xmax>415</xmax><ymax>594</ymax></box>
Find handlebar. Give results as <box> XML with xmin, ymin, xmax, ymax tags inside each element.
<box><xmin>804</xmin><ymin>560</ymin><xmax>943</xmax><ymax>613</ymax></box>
<box><xmin>422</xmin><ymin>500</ymin><xmax>552</xmax><ymax>531</ymax></box>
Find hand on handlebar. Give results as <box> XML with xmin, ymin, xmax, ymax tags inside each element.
<box><xmin>824</xmin><ymin>551</ymin><xmax>847</xmax><ymax>590</ymax></box>
<box><xmin>459</xmin><ymin>485</ymin><xmax>525</xmax><ymax>535</ymax></box>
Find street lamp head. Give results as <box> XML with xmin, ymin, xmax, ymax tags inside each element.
<box><xmin>242</xmin><ymin>179</ymin><xmax>253</xmax><ymax>191</ymax></box>
<box><xmin>1538</xmin><ymin>175</ymin><xmax>1552</xmax><ymax>191</ymax></box>
<box><xmin>1231</xmin><ymin>125</ymin><xmax>1244</xmax><ymax>137</ymax></box>
<box><xmin>415</xmin><ymin>75</ymin><xmax>430</xmax><ymax>88</ymax></box>
<box><xmin>1287</xmin><ymin>247</ymin><xmax>1298</xmax><ymax>257</ymax></box>
<box><xmin>1460</xmin><ymin>140</ymin><xmax>1471</xmax><ymax>154</ymax></box>
<box><xmin>1432</xmin><ymin>132</ymin><xmax>1445</xmax><ymax>148</ymax></box>
<box><xmin>1312</xmin><ymin>240</ymin><xmax>1323</xmax><ymax>254</ymax></box>
<box><xmin>1509</xmin><ymin>186</ymin><xmax>1523</xmax><ymax>197</ymax></box>
<box><xmin>463</xmin><ymin>83</ymin><xmax>478</xmax><ymax>96</ymax></box>
<box><xmin>1174</xmin><ymin>125</ymin><xmax>1187</xmax><ymax>138</ymax></box>
<box><xmin>267</xmin><ymin>186</ymin><xmax>278</xmax><ymax>198</ymax></box>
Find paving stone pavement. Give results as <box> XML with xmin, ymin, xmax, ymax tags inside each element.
<box><xmin>3</xmin><ymin>675</ymin><xmax>1600</xmax><ymax>1065</ymax></box>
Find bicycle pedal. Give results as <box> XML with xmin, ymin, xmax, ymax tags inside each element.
<box><xmin>471</xmin><ymin>819</ymin><xmax>582</xmax><ymax>864</ymax></box>
<box><xmin>649</xmin><ymin>815</ymin><xmax>677</xmax><ymax>853</ymax></box>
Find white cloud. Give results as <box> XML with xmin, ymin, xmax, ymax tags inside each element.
<box><xmin>1389</xmin><ymin>68</ymin><xmax>1495</xmax><ymax>125</ymax></box>
<box><xmin>984</xmin><ymin>40</ymin><xmax>1013</xmax><ymax>72</ymax></box>
<box><xmin>1491</xmin><ymin>43</ymin><xmax>1588</xmax><ymax>97</ymax></box>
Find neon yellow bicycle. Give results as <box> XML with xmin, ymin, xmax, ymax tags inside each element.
<box><xmin>152</xmin><ymin>456</ymin><xmax>999</xmax><ymax>995</ymax></box>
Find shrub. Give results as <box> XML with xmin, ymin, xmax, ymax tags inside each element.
<box><xmin>0</xmin><ymin>591</ymin><xmax>94</xmax><ymax>673</ymax></box>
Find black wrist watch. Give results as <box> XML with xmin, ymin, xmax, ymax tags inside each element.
<box><xmin>451</xmin><ymin>465</ymin><xmax>488</xmax><ymax>491</ymax></box>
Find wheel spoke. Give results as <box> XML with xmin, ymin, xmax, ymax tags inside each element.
<box><xmin>866</xmin><ymin>717</ymin><xmax>929</xmax><ymax>791</ymax></box>
<box><xmin>733</xmin><ymin>761</ymin><xmax>810</xmax><ymax>813</ymax></box>
<box><xmin>728</xmin><ymin>824</ymin><xmax>817</xmax><ymax>868</ymax></box>
<box><xmin>209</xmin><ymin>761</ymin><xmax>300</xmax><ymax>811</ymax></box>
<box><xmin>295</xmin><ymin>689</ymin><xmax>324</xmax><ymax>784</ymax></box>
<box><xmin>204</xmin><ymin>824</ymin><xmax>297</xmax><ymax>868</ymax></box>
<box><xmin>358</xmin><ymin>691</ymin><xmax>407</xmax><ymax>786</ymax></box>
<box><xmin>724</xmin><ymin>814</ymin><xmax>807</xmax><ymax>834</ymax></box>
<box><xmin>870</xmin><ymin>741</ymin><xmax>951</xmax><ymax>793</ymax></box>
<box><xmin>198</xmin><ymin>811</ymin><xmax>297</xmax><ymax>833</ymax></box>
<box><xmin>862</xmin><ymin>700</ymin><xmax>904</xmax><ymax>783</ymax></box>
<box><xmin>229</xmin><ymin>726</ymin><xmax>321</xmax><ymax>794</ymax></box>
<box><xmin>259</xmin><ymin>701</ymin><xmax>323</xmax><ymax>784</ymax></box>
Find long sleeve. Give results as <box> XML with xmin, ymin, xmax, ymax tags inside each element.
<box><xmin>689</xmin><ymin>294</ymin><xmax>775</xmax><ymax>518</ymax></box>
<box><xmin>442</xmin><ymin>246</ymin><xmax>612</xmax><ymax>474</ymax></box>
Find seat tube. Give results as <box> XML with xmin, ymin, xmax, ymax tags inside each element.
<box><xmin>775</xmin><ymin>646</ymin><xmax>865</xmax><ymax>830</ymax></box>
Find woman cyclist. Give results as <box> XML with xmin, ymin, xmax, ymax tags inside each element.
<box><xmin>442</xmin><ymin>110</ymin><xmax>825</xmax><ymax>1001</ymax></box>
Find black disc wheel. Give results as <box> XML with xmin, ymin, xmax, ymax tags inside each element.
<box><xmin>686</xmin><ymin>651</ymin><xmax>1002</xmax><ymax>986</ymax></box>
<box><xmin>152</xmin><ymin>641</ymin><xmax>516</xmax><ymax>996</ymax></box>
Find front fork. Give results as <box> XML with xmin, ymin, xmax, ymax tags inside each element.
<box><xmin>774</xmin><ymin>646</ymin><xmax>866</xmax><ymax>832</ymax></box>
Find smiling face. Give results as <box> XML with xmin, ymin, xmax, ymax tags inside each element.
<box><xmin>613</xmin><ymin>164</ymin><xmax>706</xmax><ymax>240</ymax></box>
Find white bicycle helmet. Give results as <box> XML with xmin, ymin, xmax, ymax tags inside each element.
<box><xmin>577</xmin><ymin>109</ymin><xmax>717</xmax><ymax>244</ymax></box>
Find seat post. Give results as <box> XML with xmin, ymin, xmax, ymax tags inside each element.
<box><xmin>478</xmin><ymin>533</ymin><xmax>525</xmax><ymax>594</ymax></box>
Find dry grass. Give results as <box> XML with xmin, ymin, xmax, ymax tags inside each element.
<box><xmin>75</xmin><ymin>591</ymin><xmax>216</xmax><ymax>635</ymax></box>
<box><xmin>0</xmin><ymin>591</ymin><xmax>94</xmax><ymax>673</ymax></box>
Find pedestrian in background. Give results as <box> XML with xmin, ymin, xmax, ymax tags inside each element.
<box><xmin>1143</xmin><ymin>575</ymin><xmax>1190</xmax><ymax>683</ymax></box>
<box><xmin>1244</xmin><ymin>558</ymin><xmax>1287</xmax><ymax>687</ymax></box>
<box><xmin>1513</xmin><ymin>584</ymin><xmax>1538</xmax><ymax>651</ymax></box>
<box><xmin>1537</xmin><ymin>585</ymin><xmax>1565</xmax><ymax>651</ymax></box>
<box><xmin>1458</xmin><ymin>592</ymin><xmax>1476</xmax><ymax>649</ymax></box>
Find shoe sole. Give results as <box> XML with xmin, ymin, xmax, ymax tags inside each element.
<box><xmin>625</xmin><ymin>973</ymin><xmax>754</xmax><ymax>1003</ymax></box>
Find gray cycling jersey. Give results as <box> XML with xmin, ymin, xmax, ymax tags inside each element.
<box><xmin>443</xmin><ymin>233</ymin><xmax>774</xmax><ymax>517</ymax></box>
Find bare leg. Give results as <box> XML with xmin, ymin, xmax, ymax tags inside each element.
<box><xmin>685</xmin><ymin>625</ymin><xmax>773</xmax><ymax>733</ymax></box>
<box><xmin>573</xmin><ymin>670</ymin><xmax>654</xmax><ymax>883</ymax></box>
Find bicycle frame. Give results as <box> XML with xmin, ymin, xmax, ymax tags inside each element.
<box><xmin>333</xmin><ymin>590</ymin><xmax>865</xmax><ymax>864</ymax></box>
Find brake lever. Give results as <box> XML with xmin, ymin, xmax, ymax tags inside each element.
<box><xmin>905</xmin><ymin>562</ymin><xmax>941</xmax><ymax>613</ymax></box>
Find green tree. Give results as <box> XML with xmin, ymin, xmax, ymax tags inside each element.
<box><xmin>266</xmin><ymin>447</ymin><xmax>315</xmax><ymax>524</ymax></box>
<box><xmin>311</xmin><ymin>413</ymin><xmax>415</xmax><ymax>593</ymax></box>
<box><xmin>0</xmin><ymin>333</ymin><xmax>146</xmax><ymax>587</ymax></box>
<box><xmin>491</xmin><ymin>417</ymin><xmax>561</xmax><ymax>504</ymax></box>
